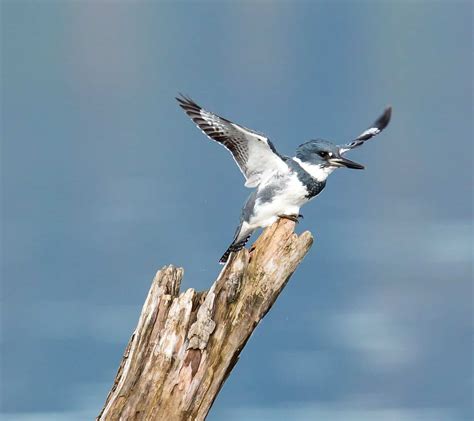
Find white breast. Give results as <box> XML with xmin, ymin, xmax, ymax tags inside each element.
<box><xmin>249</xmin><ymin>173</ymin><xmax>308</xmax><ymax>229</ymax></box>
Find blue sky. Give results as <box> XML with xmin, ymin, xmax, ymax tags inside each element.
<box><xmin>1</xmin><ymin>1</ymin><xmax>472</xmax><ymax>420</ymax></box>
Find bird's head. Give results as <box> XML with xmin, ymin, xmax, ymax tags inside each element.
<box><xmin>294</xmin><ymin>106</ymin><xmax>392</xmax><ymax>181</ymax></box>
<box><xmin>295</xmin><ymin>139</ymin><xmax>365</xmax><ymax>170</ymax></box>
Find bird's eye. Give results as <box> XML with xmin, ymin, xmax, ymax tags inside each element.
<box><xmin>318</xmin><ymin>151</ymin><xmax>329</xmax><ymax>158</ymax></box>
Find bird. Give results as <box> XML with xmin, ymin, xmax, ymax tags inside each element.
<box><xmin>177</xmin><ymin>95</ymin><xmax>392</xmax><ymax>264</ymax></box>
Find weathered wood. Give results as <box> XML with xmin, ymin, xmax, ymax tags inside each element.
<box><xmin>97</xmin><ymin>219</ymin><xmax>313</xmax><ymax>421</ymax></box>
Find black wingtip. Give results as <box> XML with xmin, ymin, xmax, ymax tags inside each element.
<box><xmin>176</xmin><ymin>94</ymin><xmax>203</xmax><ymax>115</ymax></box>
<box><xmin>377</xmin><ymin>105</ymin><xmax>392</xmax><ymax>130</ymax></box>
<box><xmin>176</xmin><ymin>93</ymin><xmax>196</xmax><ymax>105</ymax></box>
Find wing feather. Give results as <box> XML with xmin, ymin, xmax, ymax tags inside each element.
<box><xmin>339</xmin><ymin>106</ymin><xmax>392</xmax><ymax>153</ymax></box>
<box><xmin>177</xmin><ymin>95</ymin><xmax>288</xmax><ymax>187</ymax></box>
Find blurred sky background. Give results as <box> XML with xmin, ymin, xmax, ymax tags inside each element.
<box><xmin>1</xmin><ymin>0</ymin><xmax>472</xmax><ymax>420</ymax></box>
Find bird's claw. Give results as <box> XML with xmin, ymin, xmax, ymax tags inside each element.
<box><xmin>278</xmin><ymin>214</ymin><xmax>303</xmax><ymax>223</ymax></box>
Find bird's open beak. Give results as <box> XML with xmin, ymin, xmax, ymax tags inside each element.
<box><xmin>328</xmin><ymin>156</ymin><xmax>365</xmax><ymax>170</ymax></box>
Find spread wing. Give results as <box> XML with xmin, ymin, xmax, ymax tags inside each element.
<box><xmin>339</xmin><ymin>106</ymin><xmax>392</xmax><ymax>153</ymax></box>
<box><xmin>176</xmin><ymin>95</ymin><xmax>289</xmax><ymax>188</ymax></box>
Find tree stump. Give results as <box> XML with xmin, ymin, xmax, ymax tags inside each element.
<box><xmin>97</xmin><ymin>218</ymin><xmax>313</xmax><ymax>421</ymax></box>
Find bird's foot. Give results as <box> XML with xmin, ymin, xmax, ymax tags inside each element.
<box><xmin>278</xmin><ymin>214</ymin><xmax>303</xmax><ymax>223</ymax></box>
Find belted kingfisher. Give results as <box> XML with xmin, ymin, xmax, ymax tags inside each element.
<box><xmin>177</xmin><ymin>95</ymin><xmax>392</xmax><ymax>264</ymax></box>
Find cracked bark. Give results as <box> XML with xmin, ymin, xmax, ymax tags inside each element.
<box><xmin>97</xmin><ymin>219</ymin><xmax>313</xmax><ymax>421</ymax></box>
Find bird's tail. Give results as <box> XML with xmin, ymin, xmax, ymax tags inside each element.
<box><xmin>219</xmin><ymin>235</ymin><xmax>251</xmax><ymax>264</ymax></box>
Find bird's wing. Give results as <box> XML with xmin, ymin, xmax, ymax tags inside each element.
<box><xmin>339</xmin><ymin>106</ymin><xmax>392</xmax><ymax>153</ymax></box>
<box><xmin>177</xmin><ymin>95</ymin><xmax>289</xmax><ymax>188</ymax></box>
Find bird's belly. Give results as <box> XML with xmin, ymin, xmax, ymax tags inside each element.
<box><xmin>249</xmin><ymin>179</ymin><xmax>309</xmax><ymax>229</ymax></box>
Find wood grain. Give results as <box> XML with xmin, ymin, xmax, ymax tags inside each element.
<box><xmin>97</xmin><ymin>219</ymin><xmax>313</xmax><ymax>421</ymax></box>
